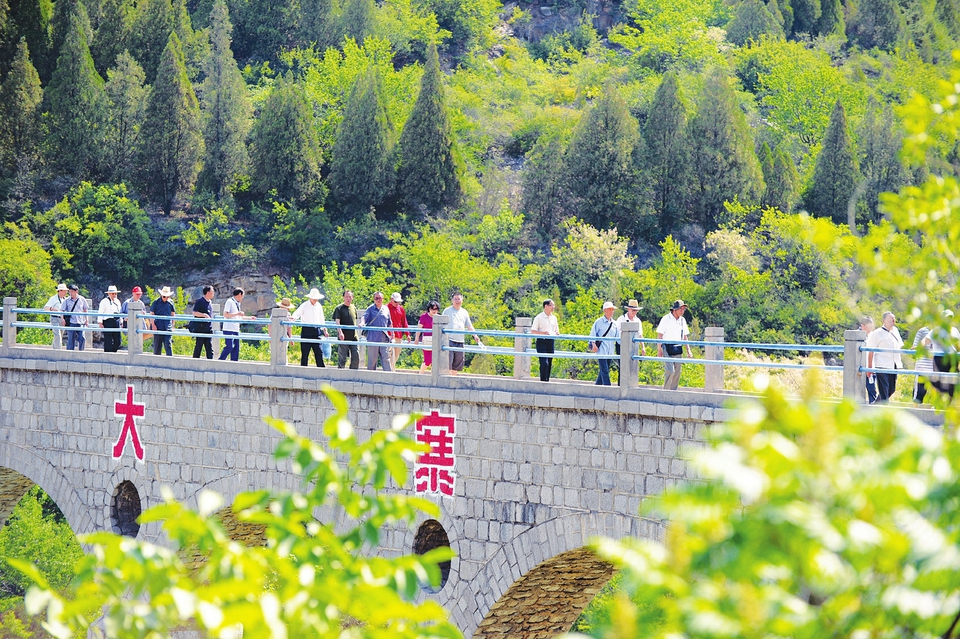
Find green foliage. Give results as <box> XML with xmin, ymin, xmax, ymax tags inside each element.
<box><xmin>418</xmin><ymin>0</ymin><xmax>498</xmax><ymax>54</ymax></box>
<box><xmin>0</xmin><ymin>38</ymin><xmax>42</xmax><ymax>181</ymax></box>
<box><xmin>137</xmin><ymin>31</ymin><xmax>204</xmax><ymax>213</ymax></box>
<box><xmin>174</xmin><ymin>206</ymin><xmax>242</xmax><ymax>267</ymax></box>
<box><xmin>803</xmin><ymin>99</ymin><xmax>860</xmax><ymax>225</ymax></box>
<box><xmin>19</xmin><ymin>388</ymin><xmax>462</xmax><ymax>639</ymax></box>
<box><xmin>129</xmin><ymin>0</ymin><xmax>173</xmax><ymax>82</ymax></box>
<box><xmin>814</xmin><ymin>0</ymin><xmax>843</xmax><ymax>37</ymax></box>
<box><xmin>299</xmin><ymin>0</ymin><xmax>338</xmax><ymax>51</ymax></box>
<box><xmin>642</xmin><ymin>71</ymin><xmax>690</xmax><ymax>236</ymax></box>
<box><xmin>90</xmin><ymin>0</ymin><xmax>130</xmax><ymax>75</ymax></box>
<box><xmin>6</xmin><ymin>0</ymin><xmax>51</xmax><ymax>83</ymax></box>
<box><xmin>787</xmin><ymin>0</ymin><xmax>821</xmax><ymax>35</ymax></box>
<box><xmin>545</xmin><ymin>219</ymin><xmax>634</xmax><ymax>300</ymax></box>
<box><xmin>856</xmin><ymin>98</ymin><xmax>907</xmax><ymax>226</ymax></box>
<box><xmin>339</xmin><ymin>0</ymin><xmax>373</xmax><ymax>43</ymax></box>
<box><xmin>0</xmin><ymin>232</ymin><xmax>56</xmax><ymax>305</ymax></box>
<box><xmin>764</xmin><ymin>145</ymin><xmax>800</xmax><ymax>214</ymax></box>
<box><xmin>725</xmin><ymin>0</ymin><xmax>785</xmax><ymax>46</ymax></box>
<box><xmin>848</xmin><ymin>0</ymin><xmax>905</xmax><ymax>51</ymax></box>
<box><xmin>265</xmin><ymin>199</ymin><xmax>333</xmax><ymax>276</ymax></box>
<box><xmin>102</xmin><ymin>50</ymin><xmax>146</xmax><ymax>186</ymax></box>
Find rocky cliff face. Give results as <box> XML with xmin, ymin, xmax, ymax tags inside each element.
<box><xmin>181</xmin><ymin>271</ymin><xmax>283</xmax><ymax>318</ymax></box>
<box><xmin>505</xmin><ymin>0</ymin><xmax>626</xmax><ymax>40</ymax></box>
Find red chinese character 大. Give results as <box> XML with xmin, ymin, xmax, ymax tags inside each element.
<box><xmin>113</xmin><ymin>385</ymin><xmax>145</xmax><ymax>461</ymax></box>
<box><xmin>415</xmin><ymin>411</ymin><xmax>456</xmax><ymax>497</ymax></box>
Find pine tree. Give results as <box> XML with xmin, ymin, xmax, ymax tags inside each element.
<box><xmin>688</xmin><ymin>68</ymin><xmax>765</xmax><ymax>230</ymax></box>
<box><xmin>196</xmin><ymin>0</ymin><xmax>251</xmax><ymax>200</ymax></box>
<box><xmin>328</xmin><ymin>64</ymin><xmax>394</xmax><ymax>217</ymax></box>
<box><xmin>765</xmin><ymin>146</ymin><xmax>799</xmax><ymax>213</ymax></box>
<box><xmin>396</xmin><ymin>42</ymin><xmax>462</xmax><ymax>215</ymax></box>
<box><xmin>643</xmin><ymin>71</ymin><xmax>690</xmax><ymax>236</ymax></box>
<box><xmin>7</xmin><ymin>0</ymin><xmax>51</xmax><ymax>82</ymax></box>
<box><xmin>759</xmin><ymin>141</ymin><xmax>775</xmax><ymax>202</ymax></box>
<box><xmin>814</xmin><ymin>0</ymin><xmax>844</xmax><ymax>36</ymax></box>
<box><xmin>137</xmin><ymin>31</ymin><xmax>203</xmax><ymax>212</ymax></box>
<box><xmin>338</xmin><ymin>0</ymin><xmax>372</xmax><ymax>43</ymax></box>
<box><xmin>767</xmin><ymin>0</ymin><xmax>786</xmax><ymax>28</ymax></box>
<box><xmin>44</xmin><ymin>3</ymin><xmax>107</xmax><ymax>179</ymax></box>
<box><xmin>91</xmin><ymin>0</ymin><xmax>129</xmax><ymax>75</ymax></box>
<box><xmin>299</xmin><ymin>0</ymin><xmax>338</xmax><ymax>50</ymax></box>
<box><xmin>848</xmin><ymin>0</ymin><xmax>904</xmax><ymax>50</ymax></box>
<box><xmin>520</xmin><ymin>134</ymin><xmax>567</xmax><ymax>241</ymax></box>
<box><xmin>803</xmin><ymin>99</ymin><xmax>860</xmax><ymax>225</ymax></box>
<box><xmin>857</xmin><ymin>99</ymin><xmax>906</xmax><ymax>225</ymax></box>
<box><xmin>788</xmin><ymin>0</ymin><xmax>821</xmax><ymax>34</ymax></box>
<box><xmin>50</xmin><ymin>0</ymin><xmax>92</xmax><ymax>69</ymax></box>
<box><xmin>0</xmin><ymin>37</ymin><xmax>42</xmax><ymax>178</ymax></box>
<box><xmin>131</xmin><ymin>0</ymin><xmax>172</xmax><ymax>82</ymax></box>
<box><xmin>103</xmin><ymin>49</ymin><xmax>145</xmax><ymax>184</ymax></box>
<box><xmin>725</xmin><ymin>0</ymin><xmax>785</xmax><ymax>45</ymax></box>
<box><xmin>249</xmin><ymin>73</ymin><xmax>323</xmax><ymax>205</ymax></box>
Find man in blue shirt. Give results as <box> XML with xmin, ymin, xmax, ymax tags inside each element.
<box><xmin>589</xmin><ymin>301</ymin><xmax>620</xmax><ymax>386</ymax></box>
<box><xmin>150</xmin><ymin>286</ymin><xmax>176</xmax><ymax>356</ymax></box>
<box><xmin>361</xmin><ymin>292</ymin><xmax>393</xmax><ymax>371</ymax></box>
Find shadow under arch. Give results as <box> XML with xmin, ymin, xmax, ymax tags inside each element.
<box><xmin>0</xmin><ymin>445</ymin><xmax>91</xmax><ymax>537</ymax></box>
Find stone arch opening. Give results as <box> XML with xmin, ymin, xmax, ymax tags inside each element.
<box><xmin>111</xmin><ymin>481</ymin><xmax>142</xmax><ymax>537</ymax></box>
<box><xmin>474</xmin><ymin>547</ymin><xmax>615</xmax><ymax>639</ymax></box>
<box><xmin>0</xmin><ymin>468</ymin><xmax>39</xmax><ymax>527</ymax></box>
<box><xmin>413</xmin><ymin>519</ymin><xmax>451</xmax><ymax>593</ymax></box>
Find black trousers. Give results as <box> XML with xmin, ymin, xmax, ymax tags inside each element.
<box><xmin>193</xmin><ymin>335</ymin><xmax>213</xmax><ymax>359</ymax></box>
<box><xmin>102</xmin><ymin>317</ymin><xmax>121</xmax><ymax>352</ymax></box>
<box><xmin>876</xmin><ymin>370</ymin><xmax>897</xmax><ymax>402</ymax></box>
<box><xmin>536</xmin><ymin>338</ymin><xmax>554</xmax><ymax>381</ymax></box>
<box><xmin>301</xmin><ymin>326</ymin><xmax>325</xmax><ymax>367</ymax></box>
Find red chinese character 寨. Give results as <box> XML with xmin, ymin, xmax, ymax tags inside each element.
<box><xmin>414</xmin><ymin>411</ymin><xmax>456</xmax><ymax>497</ymax></box>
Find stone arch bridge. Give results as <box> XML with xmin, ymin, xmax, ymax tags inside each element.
<box><xmin>0</xmin><ymin>345</ymin><xmax>938</xmax><ymax>637</ymax></box>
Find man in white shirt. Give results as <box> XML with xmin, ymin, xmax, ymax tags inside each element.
<box><xmin>98</xmin><ymin>285</ymin><xmax>123</xmax><ymax>352</ymax></box>
<box><xmin>291</xmin><ymin>288</ymin><xmax>328</xmax><ymax>367</ymax></box>
<box><xmin>617</xmin><ymin>299</ymin><xmax>647</xmax><ymax>358</ymax></box>
<box><xmin>657</xmin><ymin>299</ymin><xmax>692</xmax><ymax>391</ymax></box>
<box><xmin>530</xmin><ymin>299</ymin><xmax>560</xmax><ymax>382</ymax></box>
<box><xmin>865</xmin><ymin>310</ymin><xmax>903</xmax><ymax>403</ymax></box>
<box><xmin>218</xmin><ymin>287</ymin><xmax>251</xmax><ymax>362</ymax></box>
<box><xmin>442</xmin><ymin>293</ymin><xmax>484</xmax><ymax>374</ymax></box>
<box><xmin>44</xmin><ymin>284</ymin><xmax>68</xmax><ymax>349</ymax></box>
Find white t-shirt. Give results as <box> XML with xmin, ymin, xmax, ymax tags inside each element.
<box><xmin>531</xmin><ymin>311</ymin><xmax>559</xmax><ymax>335</ymax></box>
<box><xmin>223</xmin><ymin>297</ymin><xmax>242</xmax><ymax>332</ymax></box>
<box><xmin>866</xmin><ymin>326</ymin><xmax>903</xmax><ymax>369</ymax></box>
<box><xmin>656</xmin><ymin>312</ymin><xmax>689</xmax><ymax>341</ymax></box>
<box><xmin>292</xmin><ymin>300</ymin><xmax>326</xmax><ymax>325</ymax></box>
<box><xmin>442</xmin><ymin>306</ymin><xmax>473</xmax><ymax>337</ymax></box>
<box><xmin>98</xmin><ymin>296</ymin><xmax>122</xmax><ymax>319</ymax></box>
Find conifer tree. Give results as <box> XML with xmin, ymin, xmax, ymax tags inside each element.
<box><xmin>131</xmin><ymin>0</ymin><xmax>172</xmax><ymax>82</ymax></box>
<box><xmin>137</xmin><ymin>31</ymin><xmax>203</xmax><ymax>212</ymax></box>
<box><xmin>688</xmin><ymin>68</ymin><xmax>764</xmax><ymax>230</ymax></box>
<box><xmin>857</xmin><ymin>99</ymin><xmax>906</xmax><ymax>225</ymax></box>
<box><xmin>396</xmin><ymin>42</ymin><xmax>462</xmax><ymax>215</ymax></box>
<box><xmin>0</xmin><ymin>37</ymin><xmax>42</xmax><ymax>178</ymax></box>
<box><xmin>0</xmin><ymin>0</ymin><xmax>10</xmax><ymax>76</ymax></box>
<box><xmin>197</xmin><ymin>0</ymin><xmax>251</xmax><ymax>200</ymax></box>
<box><xmin>814</xmin><ymin>0</ymin><xmax>844</xmax><ymax>36</ymax></box>
<box><xmin>8</xmin><ymin>0</ymin><xmax>51</xmax><ymax>82</ymax></box>
<box><xmin>103</xmin><ymin>50</ymin><xmax>145</xmax><ymax>184</ymax></box>
<box><xmin>50</xmin><ymin>0</ymin><xmax>92</xmax><ymax>70</ymax></box>
<box><xmin>299</xmin><ymin>0</ymin><xmax>338</xmax><ymax>50</ymax></box>
<box><xmin>848</xmin><ymin>0</ymin><xmax>904</xmax><ymax>50</ymax></box>
<box><xmin>788</xmin><ymin>0</ymin><xmax>821</xmax><ymax>34</ymax></box>
<box><xmin>725</xmin><ymin>0</ymin><xmax>784</xmax><ymax>45</ymax></box>
<box><xmin>759</xmin><ymin>141</ymin><xmax>775</xmax><ymax>201</ymax></box>
<box><xmin>803</xmin><ymin>99</ymin><xmax>860</xmax><ymax>225</ymax></box>
<box><xmin>44</xmin><ymin>4</ymin><xmax>107</xmax><ymax>179</ymax></box>
<box><xmin>765</xmin><ymin>146</ymin><xmax>799</xmax><ymax>213</ymax></box>
<box><xmin>643</xmin><ymin>71</ymin><xmax>689</xmax><ymax>235</ymax></box>
<box><xmin>520</xmin><ymin>134</ymin><xmax>567</xmax><ymax>240</ymax></box>
<box><xmin>249</xmin><ymin>73</ymin><xmax>323</xmax><ymax>205</ymax></box>
<box><xmin>767</xmin><ymin>0</ymin><xmax>786</xmax><ymax>28</ymax></box>
<box><xmin>328</xmin><ymin>64</ymin><xmax>394</xmax><ymax>217</ymax></box>
<box><xmin>338</xmin><ymin>0</ymin><xmax>372</xmax><ymax>43</ymax></box>
<box><xmin>91</xmin><ymin>0</ymin><xmax>129</xmax><ymax>75</ymax></box>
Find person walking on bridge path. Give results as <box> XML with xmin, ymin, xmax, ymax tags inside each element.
<box><xmin>98</xmin><ymin>286</ymin><xmax>123</xmax><ymax>353</ymax></box>
<box><xmin>865</xmin><ymin>310</ymin><xmax>903</xmax><ymax>403</ymax></box>
<box><xmin>63</xmin><ymin>284</ymin><xmax>89</xmax><ymax>351</ymax></box>
<box><xmin>150</xmin><ymin>287</ymin><xmax>177</xmax><ymax>356</ymax></box>
<box><xmin>361</xmin><ymin>292</ymin><xmax>393</xmax><ymax>371</ymax></box>
<box><xmin>291</xmin><ymin>289</ymin><xmax>328</xmax><ymax>367</ymax></box>
<box><xmin>442</xmin><ymin>293</ymin><xmax>484</xmax><ymax>375</ymax></box>
<box><xmin>657</xmin><ymin>299</ymin><xmax>692</xmax><ymax>390</ymax></box>
<box><xmin>589</xmin><ymin>301</ymin><xmax>619</xmax><ymax>386</ymax></box>
<box><xmin>531</xmin><ymin>299</ymin><xmax>559</xmax><ymax>382</ymax></box>
<box><xmin>44</xmin><ymin>283</ymin><xmax>68</xmax><ymax>349</ymax></box>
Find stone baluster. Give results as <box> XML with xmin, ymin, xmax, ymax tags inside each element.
<box><xmin>843</xmin><ymin>329</ymin><xmax>867</xmax><ymax>403</ymax></box>
<box><xmin>703</xmin><ymin>327</ymin><xmax>725</xmax><ymax>392</ymax></box>
<box><xmin>618</xmin><ymin>321</ymin><xmax>639</xmax><ymax>390</ymax></box>
<box><xmin>126</xmin><ymin>301</ymin><xmax>144</xmax><ymax>357</ymax></box>
<box><xmin>271</xmin><ymin>307</ymin><xmax>289</xmax><ymax>367</ymax></box>
<box><xmin>432</xmin><ymin>314</ymin><xmax>450</xmax><ymax>383</ymax></box>
<box><xmin>514</xmin><ymin>317</ymin><xmax>532</xmax><ymax>380</ymax></box>
<box><xmin>2</xmin><ymin>297</ymin><xmax>16</xmax><ymax>351</ymax></box>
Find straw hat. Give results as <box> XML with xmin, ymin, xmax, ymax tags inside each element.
<box><xmin>158</xmin><ymin>286</ymin><xmax>174</xmax><ymax>297</ymax></box>
<box><xmin>306</xmin><ymin>288</ymin><xmax>324</xmax><ymax>301</ymax></box>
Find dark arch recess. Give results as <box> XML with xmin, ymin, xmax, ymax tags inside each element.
<box><xmin>111</xmin><ymin>481</ymin><xmax>142</xmax><ymax>537</ymax></box>
<box><xmin>413</xmin><ymin>519</ymin><xmax>451</xmax><ymax>593</ymax></box>
<box><xmin>474</xmin><ymin>547</ymin><xmax>615</xmax><ymax>639</ymax></box>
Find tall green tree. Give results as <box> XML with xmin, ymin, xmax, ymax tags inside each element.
<box><xmin>103</xmin><ymin>49</ymin><xmax>145</xmax><ymax>185</ymax></box>
<box><xmin>90</xmin><ymin>0</ymin><xmax>129</xmax><ymax>75</ymax></box>
<box><xmin>196</xmin><ymin>0</ymin><xmax>251</xmax><ymax>200</ymax></box>
<box><xmin>396</xmin><ymin>42</ymin><xmax>462</xmax><ymax>215</ymax></box>
<box><xmin>804</xmin><ymin>99</ymin><xmax>860</xmax><ymax>226</ymax></box>
<box><xmin>520</xmin><ymin>134</ymin><xmax>567</xmax><ymax>241</ymax></box>
<box><xmin>249</xmin><ymin>73</ymin><xmax>323</xmax><ymax>205</ymax></box>
<box><xmin>725</xmin><ymin>0</ymin><xmax>784</xmax><ymax>45</ymax></box>
<box><xmin>0</xmin><ymin>38</ymin><xmax>42</xmax><ymax>180</ymax></box>
<box><xmin>786</xmin><ymin>0</ymin><xmax>820</xmax><ymax>34</ymax></box>
<box><xmin>130</xmin><ymin>0</ymin><xmax>171</xmax><ymax>82</ymax></box>
<box><xmin>137</xmin><ymin>31</ymin><xmax>203</xmax><ymax>213</ymax></box>
<box><xmin>814</xmin><ymin>0</ymin><xmax>843</xmax><ymax>36</ymax></box>
<box><xmin>848</xmin><ymin>0</ymin><xmax>904</xmax><ymax>50</ymax></box>
<box><xmin>43</xmin><ymin>2</ymin><xmax>107</xmax><ymax>179</ymax></box>
<box><xmin>643</xmin><ymin>71</ymin><xmax>690</xmax><ymax>236</ymax></box>
<box><xmin>7</xmin><ymin>0</ymin><xmax>51</xmax><ymax>82</ymax></box>
<box><xmin>857</xmin><ymin>99</ymin><xmax>906</xmax><ymax>225</ymax></box>
<box><xmin>299</xmin><ymin>0</ymin><xmax>338</xmax><ymax>50</ymax></box>
<box><xmin>765</xmin><ymin>146</ymin><xmax>799</xmax><ymax>213</ymax></box>
<box><xmin>328</xmin><ymin>65</ymin><xmax>394</xmax><ymax>218</ymax></box>
<box><xmin>688</xmin><ymin>67</ymin><xmax>764</xmax><ymax>230</ymax></box>
<box><xmin>338</xmin><ymin>0</ymin><xmax>372</xmax><ymax>43</ymax></box>
<box><xmin>49</xmin><ymin>0</ymin><xmax>91</xmax><ymax>71</ymax></box>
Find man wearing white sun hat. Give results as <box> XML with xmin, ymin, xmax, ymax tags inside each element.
<box><xmin>98</xmin><ymin>285</ymin><xmax>123</xmax><ymax>352</ymax></box>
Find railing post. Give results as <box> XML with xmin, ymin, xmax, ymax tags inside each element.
<box><xmin>2</xmin><ymin>297</ymin><xmax>17</xmax><ymax>350</ymax></box>
<box><xmin>843</xmin><ymin>329</ymin><xmax>867</xmax><ymax>403</ymax></box>
<box><xmin>618</xmin><ymin>321</ymin><xmax>639</xmax><ymax>389</ymax></box>
<box><xmin>127</xmin><ymin>301</ymin><xmax>144</xmax><ymax>357</ymax></box>
<box><xmin>514</xmin><ymin>317</ymin><xmax>531</xmax><ymax>380</ymax></box>
<box><xmin>704</xmin><ymin>327</ymin><xmax>725</xmax><ymax>392</ymax></box>
<box><xmin>212</xmin><ymin>303</ymin><xmax>221</xmax><ymax>360</ymax></box>
<box><xmin>270</xmin><ymin>307</ymin><xmax>288</xmax><ymax>367</ymax></box>
<box><xmin>432</xmin><ymin>314</ymin><xmax>450</xmax><ymax>383</ymax></box>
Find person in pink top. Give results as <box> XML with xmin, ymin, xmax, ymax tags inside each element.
<box><xmin>415</xmin><ymin>301</ymin><xmax>441</xmax><ymax>374</ymax></box>
<box><xmin>388</xmin><ymin>292</ymin><xmax>409</xmax><ymax>368</ymax></box>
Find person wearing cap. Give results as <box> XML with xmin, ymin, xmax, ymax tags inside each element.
<box><xmin>122</xmin><ymin>286</ymin><xmax>152</xmax><ymax>334</ymax></box>
<box><xmin>62</xmin><ymin>284</ymin><xmax>89</xmax><ymax>351</ymax></box>
<box><xmin>332</xmin><ymin>290</ymin><xmax>360</xmax><ymax>369</ymax></box>
<box><xmin>442</xmin><ymin>293</ymin><xmax>484</xmax><ymax>374</ymax></box>
<box><xmin>361</xmin><ymin>292</ymin><xmax>393</xmax><ymax>371</ymax></box>
<box><xmin>617</xmin><ymin>299</ymin><xmax>647</xmax><ymax>358</ymax></box>
<box><xmin>657</xmin><ymin>300</ymin><xmax>692</xmax><ymax>390</ymax></box>
<box><xmin>387</xmin><ymin>292</ymin><xmax>409</xmax><ymax>368</ymax></box>
<box><xmin>531</xmin><ymin>299</ymin><xmax>560</xmax><ymax>382</ymax></box>
<box><xmin>98</xmin><ymin>286</ymin><xmax>124</xmax><ymax>353</ymax></box>
<box><xmin>291</xmin><ymin>288</ymin><xmax>328</xmax><ymax>367</ymax></box>
<box><xmin>150</xmin><ymin>286</ymin><xmax>177</xmax><ymax>356</ymax></box>
<box><xmin>43</xmin><ymin>284</ymin><xmax>69</xmax><ymax>349</ymax></box>
<box><xmin>191</xmin><ymin>286</ymin><xmax>216</xmax><ymax>359</ymax></box>
<box><xmin>219</xmin><ymin>287</ymin><xmax>251</xmax><ymax>361</ymax></box>
<box><xmin>589</xmin><ymin>302</ymin><xmax>620</xmax><ymax>385</ymax></box>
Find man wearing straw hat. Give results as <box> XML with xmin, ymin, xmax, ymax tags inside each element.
<box><xmin>98</xmin><ymin>285</ymin><xmax>123</xmax><ymax>353</ymax></box>
<box><xmin>657</xmin><ymin>299</ymin><xmax>692</xmax><ymax>390</ymax></box>
<box><xmin>63</xmin><ymin>284</ymin><xmax>89</xmax><ymax>351</ymax></box>
<box><xmin>291</xmin><ymin>288</ymin><xmax>328</xmax><ymax>367</ymax></box>
<box><xmin>150</xmin><ymin>286</ymin><xmax>177</xmax><ymax>356</ymax></box>
<box><xmin>589</xmin><ymin>302</ymin><xmax>620</xmax><ymax>386</ymax></box>
<box><xmin>617</xmin><ymin>299</ymin><xmax>647</xmax><ymax>358</ymax></box>
<box><xmin>43</xmin><ymin>283</ymin><xmax>68</xmax><ymax>349</ymax></box>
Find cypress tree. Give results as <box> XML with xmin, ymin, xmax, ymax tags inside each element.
<box><xmin>299</xmin><ymin>0</ymin><xmax>338</xmax><ymax>50</ymax></box>
<box><xmin>249</xmin><ymin>73</ymin><xmax>323</xmax><ymax>205</ymax></box>
<box><xmin>0</xmin><ymin>37</ymin><xmax>42</xmax><ymax>178</ymax></box>
<box><xmin>137</xmin><ymin>31</ymin><xmax>203</xmax><ymax>212</ymax></box>
<box><xmin>520</xmin><ymin>134</ymin><xmax>567</xmax><ymax>241</ymax></box>
<box><xmin>765</xmin><ymin>146</ymin><xmax>799</xmax><ymax>213</ymax></box>
<box><xmin>814</xmin><ymin>0</ymin><xmax>844</xmax><ymax>36</ymax></box>
<box><xmin>857</xmin><ymin>99</ymin><xmax>906</xmax><ymax>225</ymax></box>
<box><xmin>90</xmin><ymin>0</ymin><xmax>130</xmax><ymax>75</ymax></box>
<box><xmin>328</xmin><ymin>65</ymin><xmax>394</xmax><ymax>217</ymax></box>
<box><xmin>725</xmin><ymin>0</ymin><xmax>785</xmax><ymax>45</ymax></box>
<box><xmin>197</xmin><ymin>0</ymin><xmax>251</xmax><ymax>200</ymax></box>
<box><xmin>44</xmin><ymin>3</ymin><xmax>107</xmax><ymax>179</ymax></box>
<box><xmin>131</xmin><ymin>0</ymin><xmax>172</xmax><ymax>82</ymax></box>
<box><xmin>767</xmin><ymin>0</ymin><xmax>786</xmax><ymax>28</ymax></box>
<box><xmin>338</xmin><ymin>0</ymin><xmax>372</xmax><ymax>43</ymax></box>
<box><xmin>50</xmin><ymin>0</ymin><xmax>92</xmax><ymax>69</ymax></box>
<box><xmin>803</xmin><ymin>99</ymin><xmax>860</xmax><ymax>225</ymax></box>
<box><xmin>848</xmin><ymin>0</ymin><xmax>904</xmax><ymax>50</ymax></box>
<box><xmin>788</xmin><ymin>0</ymin><xmax>821</xmax><ymax>34</ymax></box>
<box><xmin>759</xmin><ymin>141</ymin><xmax>775</xmax><ymax>202</ymax></box>
<box><xmin>643</xmin><ymin>71</ymin><xmax>690</xmax><ymax>236</ymax></box>
<box><xmin>688</xmin><ymin>68</ymin><xmax>765</xmax><ymax>230</ymax></box>
<box><xmin>103</xmin><ymin>49</ymin><xmax>145</xmax><ymax>184</ymax></box>
<box><xmin>8</xmin><ymin>0</ymin><xmax>51</xmax><ymax>82</ymax></box>
<box><xmin>396</xmin><ymin>42</ymin><xmax>462</xmax><ymax>215</ymax></box>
